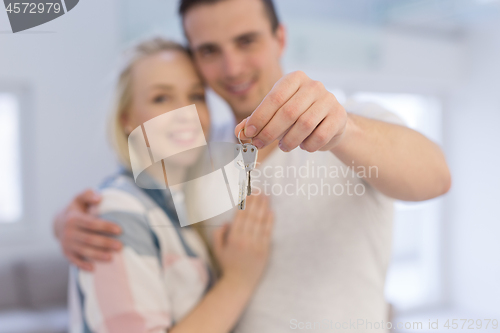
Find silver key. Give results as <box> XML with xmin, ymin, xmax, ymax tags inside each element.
<box><xmin>241</xmin><ymin>143</ymin><xmax>258</xmax><ymax>195</ymax></box>
<box><xmin>235</xmin><ymin>129</ymin><xmax>259</xmax><ymax>210</ymax></box>
<box><xmin>235</xmin><ymin>156</ymin><xmax>247</xmax><ymax>210</ymax></box>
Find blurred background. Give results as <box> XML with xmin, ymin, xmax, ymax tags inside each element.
<box><xmin>1</xmin><ymin>0</ymin><xmax>499</xmax><ymax>332</ymax></box>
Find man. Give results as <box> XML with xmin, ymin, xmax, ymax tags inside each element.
<box><xmin>54</xmin><ymin>0</ymin><xmax>451</xmax><ymax>331</ymax></box>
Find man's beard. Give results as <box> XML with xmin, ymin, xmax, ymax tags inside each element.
<box><xmin>228</xmin><ymin>86</ymin><xmax>268</xmax><ymax>121</ymax></box>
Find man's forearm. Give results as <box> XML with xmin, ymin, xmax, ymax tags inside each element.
<box><xmin>331</xmin><ymin>113</ymin><xmax>451</xmax><ymax>201</ymax></box>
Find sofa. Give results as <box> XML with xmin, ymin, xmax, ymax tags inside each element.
<box><xmin>0</xmin><ymin>254</ymin><xmax>69</xmax><ymax>333</ymax></box>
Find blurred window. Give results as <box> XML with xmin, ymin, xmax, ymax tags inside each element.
<box><xmin>0</xmin><ymin>93</ymin><xmax>23</xmax><ymax>223</ymax></box>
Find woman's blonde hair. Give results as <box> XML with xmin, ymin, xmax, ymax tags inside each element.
<box><xmin>107</xmin><ymin>37</ymin><xmax>219</xmax><ymax>274</ymax></box>
<box><xmin>108</xmin><ymin>37</ymin><xmax>189</xmax><ymax>169</ymax></box>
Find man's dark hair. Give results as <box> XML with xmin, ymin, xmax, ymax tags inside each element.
<box><xmin>179</xmin><ymin>0</ymin><xmax>280</xmax><ymax>32</ymax></box>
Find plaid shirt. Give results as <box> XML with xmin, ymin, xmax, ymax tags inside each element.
<box><xmin>69</xmin><ymin>171</ymin><xmax>214</xmax><ymax>333</ymax></box>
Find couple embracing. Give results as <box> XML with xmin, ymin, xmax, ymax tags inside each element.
<box><xmin>54</xmin><ymin>0</ymin><xmax>451</xmax><ymax>332</ymax></box>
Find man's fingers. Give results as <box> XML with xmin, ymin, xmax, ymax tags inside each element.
<box><xmin>75</xmin><ymin>189</ymin><xmax>102</xmax><ymax>207</ymax></box>
<box><xmin>234</xmin><ymin>118</ymin><xmax>249</xmax><ymax>141</ymax></box>
<box><xmin>74</xmin><ymin>231</ymin><xmax>122</xmax><ymax>251</ymax></box>
<box><xmin>68</xmin><ymin>253</ymin><xmax>94</xmax><ymax>271</ymax></box>
<box><xmin>74</xmin><ymin>214</ymin><xmax>122</xmax><ymax>235</ymax></box>
<box><xmin>299</xmin><ymin>114</ymin><xmax>337</xmax><ymax>152</ymax></box>
<box><xmin>244</xmin><ymin>72</ymin><xmax>304</xmax><ymax>142</ymax></box>
<box><xmin>300</xmin><ymin>100</ymin><xmax>346</xmax><ymax>152</ymax></box>
<box><xmin>73</xmin><ymin>243</ymin><xmax>113</xmax><ymax>262</ymax></box>
<box><xmin>254</xmin><ymin>86</ymin><xmax>316</xmax><ymax>149</ymax></box>
<box><xmin>279</xmin><ymin>100</ymin><xmax>329</xmax><ymax>152</ymax></box>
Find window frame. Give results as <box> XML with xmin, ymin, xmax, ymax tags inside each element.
<box><xmin>0</xmin><ymin>83</ymin><xmax>36</xmax><ymax>243</ymax></box>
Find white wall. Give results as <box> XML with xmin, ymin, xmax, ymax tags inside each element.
<box><xmin>281</xmin><ymin>19</ymin><xmax>466</xmax><ymax>96</ymax></box>
<box><xmin>445</xmin><ymin>20</ymin><xmax>500</xmax><ymax>316</ymax></box>
<box><xmin>0</xmin><ymin>0</ymin><xmax>121</xmax><ymax>262</ymax></box>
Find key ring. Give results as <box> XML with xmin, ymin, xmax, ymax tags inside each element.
<box><xmin>238</xmin><ymin>128</ymin><xmax>253</xmax><ymax>146</ymax></box>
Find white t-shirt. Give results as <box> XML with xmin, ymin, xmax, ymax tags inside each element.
<box><xmin>209</xmin><ymin>101</ymin><xmax>405</xmax><ymax>333</ymax></box>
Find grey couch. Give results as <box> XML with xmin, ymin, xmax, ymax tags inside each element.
<box><xmin>0</xmin><ymin>254</ymin><xmax>69</xmax><ymax>333</ymax></box>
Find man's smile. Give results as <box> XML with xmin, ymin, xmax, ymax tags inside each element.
<box><xmin>223</xmin><ymin>77</ymin><xmax>258</xmax><ymax>96</ymax></box>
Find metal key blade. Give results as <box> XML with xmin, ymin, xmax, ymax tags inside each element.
<box><xmin>235</xmin><ymin>146</ymin><xmax>247</xmax><ymax>210</ymax></box>
<box><xmin>247</xmin><ymin>171</ymin><xmax>252</xmax><ymax>196</ymax></box>
<box><xmin>237</xmin><ymin>166</ymin><xmax>247</xmax><ymax>210</ymax></box>
<box><xmin>241</xmin><ymin>144</ymin><xmax>258</xmax><ymax>196</ymax></box>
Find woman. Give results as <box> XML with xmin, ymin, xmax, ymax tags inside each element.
<box><xmin>69</xmin><ymin>37</ymin><xmax>274</xmax><ymax>333</ymax></box>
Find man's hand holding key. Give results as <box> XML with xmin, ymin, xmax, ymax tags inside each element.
<box><xmin>234</xmin><ymin>71</ymin><xmax>348</xmax><ymax>153</ymax></box>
